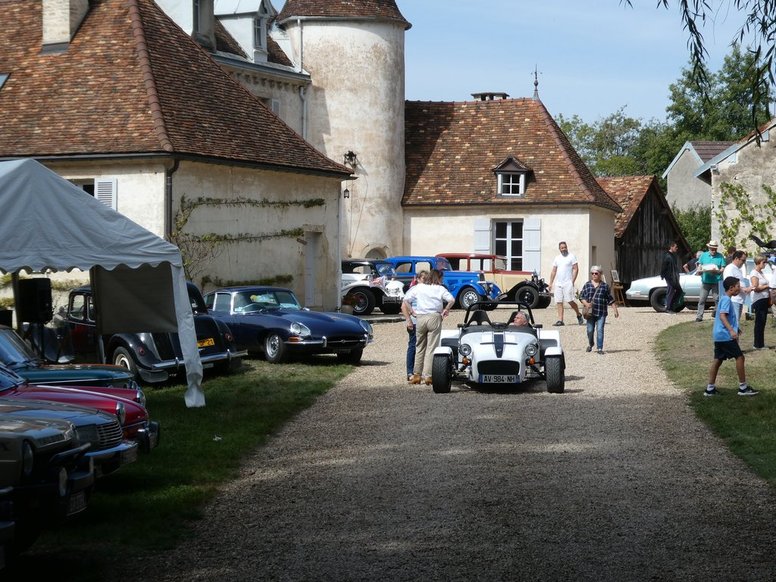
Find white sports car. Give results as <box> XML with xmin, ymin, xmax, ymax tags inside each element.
<box><xmin>431</xmin><ymin>302</ymin><xmax>565</xmax><ymax>394</ymax></box>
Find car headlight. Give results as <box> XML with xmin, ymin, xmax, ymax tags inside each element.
<box><xmin>525</xmin><ymin>343</ymin><xmax>538</xmax><ymax>357</ymax></box>
<box><xmin>135</xmin><ymin>388</ymin><xmax>147</xmax><ymax>408</ymax></box>
<box><xmin>360</xmin><ymin>320</ymin><xmax>374</xmax><ymax>337</ymax></box>
<box><xmin>290</xmin><ymin>322</ymin><xmax>311</xmax><ymax>337</ymax></box>
<box><xmin>22</xmin><ymin>440</ymin><xmax>34</xmax><ymax>477</ymax></box>
<box><xmin>115</xmin><ymin>401</ymin><xmax>126</xmax><ymax>425</ymax></box>
<box><xmin>459</xmin><ymin>343</ymin><xmax>472</xmax><ymax>357</ymax></box>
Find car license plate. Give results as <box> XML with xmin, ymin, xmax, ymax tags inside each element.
<box><xmin>481</xmin><ymin>374</ymin><xmax>517</xmax><ymax>383</ymax></box>
<box><xmin>197</xmin><ymin>337</ymin><xmax>215</xmax><ymax>348</ymax></box>
<box><xmin>67</xmin><ymin>491</ymin><xmax>87</xmax><ymax>516</ymax></box>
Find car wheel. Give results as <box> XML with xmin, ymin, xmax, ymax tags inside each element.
<box><xmin>432</xmin><ymin>354</ymin><xmax>452</xmax><ymax>393</ymax></box>
<box><xmin>546</xmin><ymin>356</ymin><xmax>565</xmax><ymax>393</ymax></box>
<box><xmin>264</xmin><ymin>333</ymin><xmax>287</xmax><ymax>363</ymax></box>
<box><xmin>650</xmin><ymin>288</ymin><xmax>668</xmax><ymax>312</ymax></box>
<box><xmin>379</xmin><ymin>303</ymin><xmax>402</xmax><ymax>315</ymax></box>
<box><xmin>337</xmin><ymin>348</ymin><xmax>363</xmax><ymax>364</ymax></box>
<box><xmin>458</xmin><ymin>287</ymin><xmax>481</xmax><ymax>310</ymax></box>
<box><xmin>113</xmin><ymin>346</ymin><xmax>139</xmax><ymax>378</ymax></box>
<box><xmin>346</xmin><ymin>289</ymin><xmax>375</xmax><ymax>316</ymax></box>
<box><xmin>516</xmin><ymin>285</ymin><xmax>539</xmax><ymax>308</ymax></box>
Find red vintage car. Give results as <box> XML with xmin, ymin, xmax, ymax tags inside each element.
<box><xmin>0</xmin><ymin>364</ymin><xmax>159</xmax><ymax>455</ymax></box>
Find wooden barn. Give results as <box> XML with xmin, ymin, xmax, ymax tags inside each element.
<box><xmin>597</xmin><ymin>176</ymin><xmax>690</xmax><ymax>289</ymax></box>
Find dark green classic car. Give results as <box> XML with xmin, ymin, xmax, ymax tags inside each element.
<box><xmin>0</xmin><ymin>325</ymin><xmax>138</xmax><ymax>390</ymax></box>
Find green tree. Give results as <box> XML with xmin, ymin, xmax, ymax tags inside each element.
<box><xmin>557</xmin><ymin>108</ymin><xmax>643</xmax><ymax>176</ymax></box>
<box><xmin>672</xmin><ymin>205</ymin><xmax>711</xmax><ymax>257</ymax></box>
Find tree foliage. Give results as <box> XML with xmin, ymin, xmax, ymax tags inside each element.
<box><xmin>672</xmin><ymin>205</ymin><xmax>711</xmax><ymax>257</ymax></box>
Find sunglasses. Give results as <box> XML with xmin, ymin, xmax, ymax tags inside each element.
<box><xmin>591</xmin><ymin>271</ymin><xmax>601</xmax><ymax>275</ymax></box>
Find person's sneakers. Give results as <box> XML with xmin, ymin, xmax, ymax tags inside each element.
<box><xmin>596</xmin><ymin>349</ymin><xmax>604</xmax><ymax>355</ymax></box>
<box><xmin>553</xmin><ymin>320</ymin><xmax>564</xmax><ymax>326</ymax></box>
<box><xmin>737</xmin><ymin>386</ymin><xmax>759</xmax><ymax>396</ymax></box>
<box><xmin>585</xmin><ymin>345</ymin><xmax>593</xmax><ymax>352</ymax></box>
<box><xmin>703</xmin><ymin>388</ymin><xmax>720</xmax><ymax>397</ymax></box>
<box><xmin>695</xmin><ymin>316</ymin><xmax>703</xmax><ymax>322</ymax></box>
<box><xmin>577</xmin><ymin>314</ymin><xmax>584</xmax><ymax>325</ymax></box>
<box><xmin>423</xmin><ymin>376</ymin><xmax>433</xmax><ymax>385</ymax></box>
<box><xmin>410</xmin><ymin>374</ymin><xmax>421</xmax><ymax>385</ymax></box>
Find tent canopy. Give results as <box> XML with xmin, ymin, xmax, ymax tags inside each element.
<box><xmin>0</xmin><ymin>158</ymin><xmax>204</xmax><ymax>407</ymax></box>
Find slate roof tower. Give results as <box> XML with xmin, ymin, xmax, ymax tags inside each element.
<box><xmin>277</xmin><ymin>0</ymin><xmax>411</xmax><ymax>258</ymax></box>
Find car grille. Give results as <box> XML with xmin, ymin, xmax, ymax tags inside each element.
<box><xmin>478</xmin><ymin>361</ymin><xmax>520</xmax><ymax>375</ymax></box>
<box><xmin>325</xmin><ymin>334</ymin><xmax>367</xmax><ymax>348</ymax></box>
<box><xmin>76</xmin><ymin>418</ymin><xmax>124</xmax><ymax>451</ymax></box>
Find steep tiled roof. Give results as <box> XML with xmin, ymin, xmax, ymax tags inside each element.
<box><xmin>277</xmin><ymin>0</ymin><xmax>411</xmax><ymax>29</ymax></box>
<box><xmin>0</xmin><ymin>0</ymin><xmax>348</xmax><ymax>176</ymax></box>
<box><xmin>215</xmin><ymin>18</ymin><xmax>248</xmax><ymax>58</ymax></box>
<box><xmin>267</xmin><ymin>35</ymin><xmax>293</xmax><ymax>67</ymax></box>
<box><xmin>690</xmin><ymin>141</ymin><xmax>734</xmax><ymax>163</ymax></box>
<box><xmin>596</xmin><ymin>176</ymin><xmax>656</xmax><ymax>238</ymax></box>
<box><xmin>403</xmin><ymin>98</ymin><xmax>621</xmax><ymax>211</ymax></box>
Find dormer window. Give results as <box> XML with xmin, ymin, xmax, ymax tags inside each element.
<box><xmin>0</xmin><ymin>74</ymin><xmax>8</xmax><ymax>91</ymax></box>
<box><xmin>493</xmin><ymin>157</ymin><xmax>531</xmax><ymax>197</ymax></box>
<box><xmin>253</xmin><ymin>0</ymin><xmax>271</xmax><ymax>52</ymax></box>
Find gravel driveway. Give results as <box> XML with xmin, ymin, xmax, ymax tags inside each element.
<box><xmin>126</xmin><ymin>306</ymin><xmax>776</xmax><ymax>581</ymax></box>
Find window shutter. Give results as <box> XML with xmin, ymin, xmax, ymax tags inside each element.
<box><xmin>95</xmin><ymin>178</ymin><xmax>117</xmax><ymax>210</ymax></box>
<box><xmin>473</xmin><ymin>218</ymin><xmax>491</xmax><ymax>253</ymax></box>
<box><xmin>523</xmin><ymin>217</ymin><xmax>541</xmax><ymax>272</ymax></box>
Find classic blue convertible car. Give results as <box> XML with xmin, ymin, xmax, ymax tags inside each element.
<box><xmin>203</xmin><ymin>286</ymin><xmax>373</xmax><ymax>364</ymax></box>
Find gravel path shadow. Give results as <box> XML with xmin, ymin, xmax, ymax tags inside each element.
<box><xmin>125</xmin><ymin>307</ymin><xmax>776</xmax><ymax>581</ymax></box>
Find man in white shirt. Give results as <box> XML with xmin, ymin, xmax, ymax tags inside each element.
<box><xmin>722</xmin><ymin>250</ymin><xmax>751</xmax><ymax>324</ymax></box>
<box><xmin>548</xmin><ymin>241</ymin><xmax>584</xmax><ymax>326</ymax></box>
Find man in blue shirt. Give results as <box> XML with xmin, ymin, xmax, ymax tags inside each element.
<box><xmin>695</xmin><ymin>240</ymin><xmax>726</xmax><ymax>322</ymax></box>
<box><xmin>705</xmin><ymin>276</ymin><xmax>758</xmax><ymax>396</ymax></box>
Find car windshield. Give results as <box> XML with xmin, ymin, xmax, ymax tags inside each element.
<box><xmin>236</xmin><ymin>290</ymin><xmax>302</xmax><ymax>311</ymax></box>
<box><xmin>374</xmin><ymin>262</ymin><xmax>397</xmax><ymax>278</ymax></box>
<box><xmin>0</xmin><ymin>328</ymin><xmax>38</xmax><ymax>367</ymax></box>
<box><xmin>434</xmin><ymin>257</ymin><xmax>452</xmax><ymax>271</ymax></box>
<box><xmin>0</xmin><ymin>363</ymin><xmax>26</xmax><ymax>391</ymax></box>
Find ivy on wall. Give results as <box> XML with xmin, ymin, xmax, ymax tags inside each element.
<box><xmin>171</xmin><ymin>195</ymin><xmax>327</xmax><ymax>283</ymax></box>
<box><xmin>715</xmin><ymin>182</ymin><xmax>776</xmax><ymax>250</ymax></box>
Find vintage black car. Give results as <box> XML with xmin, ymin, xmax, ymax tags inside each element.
<box><xmin>37</xmin><ymin>283</ymin><xmax>245</xmax><ymax>384</ymax></box>
<box><xmin>203</xmin><ymin>286</ymin><xmax>373</xmax><ymax>364</ymax></box>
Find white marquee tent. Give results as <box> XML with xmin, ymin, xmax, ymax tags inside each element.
<box><xmin>0</xmin><ymin>158</ymin><xmax>204</xmax><ymax>407</ymax></box>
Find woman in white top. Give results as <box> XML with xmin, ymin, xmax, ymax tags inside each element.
<box><xmin>750</xmin><ymin>254</ymin><xmax>770</xmax><ymax>349</ymax></box>
<box><xmin>401</xmin><ymin>269</ymin><xmax>455</xmax><ymax>385</ymax></box>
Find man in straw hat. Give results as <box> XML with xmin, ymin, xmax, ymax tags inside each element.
<box><xmin>695</xmin><ymin>240</ymin><xmax>726</xmax><ymax>322</ymax></box>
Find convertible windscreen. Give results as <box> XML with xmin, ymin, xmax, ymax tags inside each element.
<box><xmin>234</xmin><ymin>290</ymin><xmax>301</xmax><ymax>311</ymax></box>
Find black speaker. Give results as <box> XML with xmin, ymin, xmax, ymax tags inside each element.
<box><xmin>16</xmin><ymin>278</ymin><xmax>53</xmax><ymax>323</ymax></box>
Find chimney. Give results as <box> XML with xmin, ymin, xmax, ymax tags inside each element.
<box><xmin>42</xmin><ymin>0</ymin><xmax>90</xmax><ymax>52</ymax></box>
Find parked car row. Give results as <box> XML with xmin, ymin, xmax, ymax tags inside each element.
<box><xmin>0</xmin><ymin>324</ymin><xmax>162</xmax><ymax>565</ymax></box>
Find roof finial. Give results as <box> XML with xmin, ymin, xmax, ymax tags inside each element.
<box><xmin>533</xmin><ymin>65</ymin><xmax>540</xmax><ymax>100</ymax></box>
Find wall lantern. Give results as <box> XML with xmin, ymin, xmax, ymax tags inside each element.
<box><xmin>343</xmin><ymin>188</ymin><xmax>351</xmax><ymax>199</ymax></box>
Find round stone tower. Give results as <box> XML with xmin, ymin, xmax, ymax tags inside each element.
<box><xmin>277</xmin><ymin>1</ymin><xmax>411</xmax><ymax>259</ymax></box>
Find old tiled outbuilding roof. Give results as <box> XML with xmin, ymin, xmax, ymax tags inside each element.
<box><xmin>0</xmin><ymin>0</ymin><xmax>348</xmax><ymax>176</ymax></box>
<box><xmin>403</xmin><ymin>98</ymin><xmax>621</xmax><ymax>211</ymax></box>
<box><xmin>277</xmin><ymin>0</ymin><xmax>411</xmax><ymax>29</ymax></box>
<box><xmin>690</xmin><ymin>141</ymin><xmax>735</xmax><ymax>163</ymax></box>
<box><xmin>596</xmin><ymin>176</ymin><xmax>657</xmax><ymax>238</ymax></box>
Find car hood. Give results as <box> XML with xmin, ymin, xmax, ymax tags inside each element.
<box><xmin>15</xmin><ymin>363</ymin><xmax>135</xmax><ymax>387</ymax></box>
<box><xmin>247</xmin><ymin>309</ymin><xmax>368</xmax><ymax>331</ymax></box>
<box><xmin>0</xmin><ymin>397</ymin><xmax>117</xmax><ymax>425</ymax></box>
<box><xmin>1</xmin><ymin>384</ymin><xmax>147</xmax><ymax>424</ymax></box>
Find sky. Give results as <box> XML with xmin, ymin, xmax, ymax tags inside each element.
<box><xmin>399</xmin><ymin>1</ymin><xmax>753</xmax><ymax>122</ymax></box>
<box><xmin>276</xmin><ymin>1</ymin><xmax>752</xmax><ymax>123</ymax></box>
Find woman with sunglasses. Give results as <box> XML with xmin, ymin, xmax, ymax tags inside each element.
<box><xmin>579</xmin><ymin>266</ymin><xmax>619</xmax><ymax>354</ymax></box>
